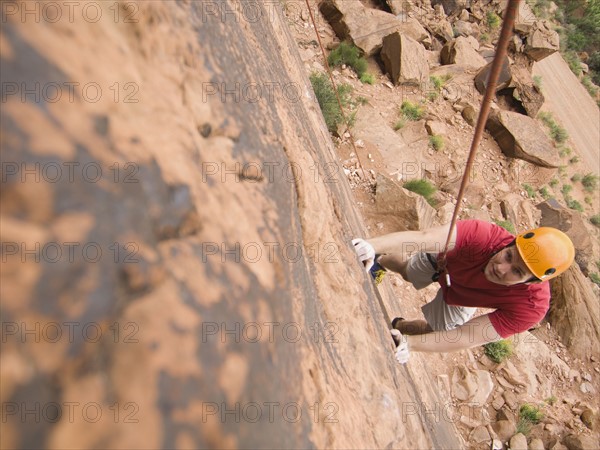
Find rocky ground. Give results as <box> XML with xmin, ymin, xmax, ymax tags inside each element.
<box><xmin>287</xmin><ymin>0</ymin><xmax>600</xmax><ymax>449</ymax></box>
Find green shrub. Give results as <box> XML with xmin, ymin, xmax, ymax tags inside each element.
<box><xmin>538</xmin><ymin>112</ymin><xmax>569</xmax><ymax>144</ymax></box>
<box><xmin>582</xmin><ymin>173</ymin><xmax>599</xmax><ymax>191</ymax></box>
<box><xmin>328</xmin><ymin>42</ymin><xmax>368</xmax><ymax>77</ymax></box>
<box><xmin>487</xmin><ymin>11</ymin><xmax>501</xmax><ymax>29</ymax></box>
<box><xmin>591</xmin><ymin>214</ymin><xmax>600</xmax><ymax>227</ymax></box>
<box><xmin>569</xmin><ymin>156</ymin><xmax>580</xmax><ymax>164</ymax></box>
<box><xmin>400</xmin><ymin>101</ymin><xmax>425</xmax><ymax>121</ymax></box>
<box><xmin>585</xmin><ymin>196</ymin><xmax>593</xmax><ymax>205</ymax></box>
<box><xmin>533</xmin><ymin>75</ymin><xmax>543</xmax><ymax>89</ymax></box>
<box><xmin>590</xmin><ymin>273</ymin><xmax>600</xmax><ymax>286</ymax></box>
<box><xmin>429</xmin><ymin>134</ymin><xmax>444</xmax><ymax>151</ymax></box>
<box><xmin>427</xmin><ymin>91</ymin><xmax>438</xmax><ymax>102</ymax></box>
<box><xmin>494</xmin><ymin>220</ymin><xmax>516</xmax><ymax>234</ymax></box>
<box><xmin>394</xmin><ymin>119</ymin><xmax>406</xmax><ymax>130</ymax></box>
<box><xmin>571</xmin><ymin>174</ymin><xmax>582</xmax><ymax>182</ymax></box>
<box><xmin>549</xmin><ymin>178</ymin><xmax>559</xmax><ymax>188</ymax></box>
<box><xmin>561</xmin><ymin>184</ymin><xmax>573</xmax><ymax>195</ymax></box>
<box><xmin>582</xmin><ymin>76</ymin><xmax>599</xmax><ymax>97</ymax></box>
<box><xmin>360</xmin><ymin>72</ymin><xmax>375</xmax><ymax>85</ymax></box>
<box><xmin>559</xmin><ymin>147</ymin><xmax>572</xmax><ymax>157</ymax></box>
<box><xmin>517</xmin><ymin>404</ymin><xmax>543</xmax><ymax>435</ymax></box>
<box><xmin>523</xmin><ymin>184</ymin><xmax>536</xmax><ymax>198</ymax></box>
<box><xmin>430</xmin><ymin>75</ymin><xmax>445</xmax><ymax>91</ymax></box>
<box><xmin>539</xmin><ymin>187</ymin><xmax>550</xmax><ymax>199</ymax></box>
<box><xmin>484</xmin><ymin>340</ymin><xmax>513</xmax><ymax>363</ymax></box>
<box><xmin>310</xmin><ymin>72</ymin><xmax>353</xmax><ymax>133</ymax></box>
<box><xmin>544</xmin><ymin>395</ymin><xmax>557</xmax><ymax>406</ymax></box>
<box><xmin>566</xmin><ymin>198</ymin><xmax>584</xmax><ymax>212</ymax></box>
<box><xmin>480</xmin><ymin>32</ymin><xmax>490</xmax><ymax>43</ymax></box>
<box><xmin>403</xmin><ymin>179</ymin><xmax>437</xmax><ymax>206</ymax></box>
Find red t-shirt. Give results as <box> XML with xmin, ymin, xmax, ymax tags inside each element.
<box><xmin>437</xmin><ymin>220</ymin><xmax>550</xmax><ymax>338</ymax></box>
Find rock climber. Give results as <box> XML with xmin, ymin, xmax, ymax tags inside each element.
<box><xmin>352</xmin><ymin>219</ymin><xmax>575</xmax><ymax>364</ymax></box>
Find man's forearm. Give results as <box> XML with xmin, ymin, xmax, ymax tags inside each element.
<box><xmin>368</xmin><ymin>224</ymin><xmax>455</xmax><ymax>256</ymax></box>
<box><xmin>406</xmin><ymin>314</ymin><xmax>502</xmax><ymax>353</ymax></box>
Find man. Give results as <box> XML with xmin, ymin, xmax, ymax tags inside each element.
<box><xmin>352</xmin><ymin>220</ymin><xmax>575</xmax><ymax>364</ymax></box>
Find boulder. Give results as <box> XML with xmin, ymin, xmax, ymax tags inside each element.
<box><xmin>536</xmin><ymin>199</ymin><xmax>593</xmax><ymax>271</ymax></box>
<box><xmin>429</xmin><ymin>17</ymin><xmax>455</xmax><ymax>43</ymax></box>
<box><xmin>399</xmin><ymin>17</ymin><xmax>431</xmax><ymax>46</ymax></box>
<box><xmin>431</xmin><ymin>0</ymin><xmax>467</xmax><ymax>16</ymax></box>
<box><xmin>529</xmin><ymin>438</ymin><xmax>545</xmax><ymax>450</ymax></box>
<box><xmin>385</xmin><ymin>0</ymin><xmax>410</xmax><ymax>16</ymax></box>
<box><xmin>563</xmin><ymin>434</ymin><xmax>599</xmax><ymax>450</ymax></box>
<box><xmin>492</xmin><ymin>420</ymin><xmax>516</xmax><ymax>443</ymax></box>
<box><xmin>319</xmin><ymin>0</ymin><xmax>402</xmax><ymax>55</ymax></box>
<box><xmin>454</xmin><ymin>20</ymin><xmax>477</xmax><ymax>37</ymax></box>
<box><xmin>485</xmin><ymin>110</ymin><xmax>559</xmax><ymax>168</ymax></box>
<box><xmin>580</xmin><ymin>408</ymin><xmax>598</xmax><ymax>431</ymax></box>
<box><xmin>440</xmin><ymin>37</ymin><xmax>487</xmax><ymax>69</ymax></box>
<box><xmin>381</xmin><ymin>32</ymin><xmax>429</xmax><ymax>85</ymax></box>
<box><xmin>524</xmin><ymin>21</ymin><xmax>560</xmax><ymax>62</ymax></box>
<box><xmin>509</xmin><ymin>433</ymin><xmax>528</xmax><ymax>450</ymax></box>
<box><xmin>548</xmin><ymin>264</ymin><xmax>600</xmax><ymax>361</ymax></box>
<box><xmin>509</xmin><ymin>61</ymin><xmax>545</xmax><ymax>117</ymax></box>
<box><xmin>514</xmin><ymin>1</ymin><xmax>537</xmax><ymax>34</ymax></box>
<box><xmin>474</xmin><ymin>57</ymin><xmax>512</xmax><ymax>94</ymax></box>
<box><xmin>425</xmin><ymin>120</ymin><xmax>447</xmax><ymax>136</ymax></box>
<box><xmin>451</xmin><ymin>365</ymin><xmax>494</xmax><ymax>406</ymax></box>
<box><xmin>374</xmin><ymin>173</ymin><xmax>436</xmax><ymax>231</ymax></box>
<box><xmin>469</xmin><ymin>425</ymin><xmax>491</xmax><ymax>444</ymax></box>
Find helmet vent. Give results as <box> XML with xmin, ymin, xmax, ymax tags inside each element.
<box><xmin>545</xmin><ymin>268</ymin><xmax>556</xmax><ymax>276</ymax></box>
<box><xmin>523</xmin><ymin>232</ymin><xmax>535</xmax><ymax>239</ymax></box>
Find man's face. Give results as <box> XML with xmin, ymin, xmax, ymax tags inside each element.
<box><xmin>484</xmin><ymin>245</ymin><xmax>535</xmax><ymax>286</ymax></box>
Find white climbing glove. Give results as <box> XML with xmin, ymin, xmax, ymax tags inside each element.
<box><xmin>352</xmin><ymin>238</ymin><xmax>375</xmax><ymax>273</ymax></box>
<box><xmin>391</xmin><ymin>329</ymin><xmax>410</xmax><ymax>364</ymax></box>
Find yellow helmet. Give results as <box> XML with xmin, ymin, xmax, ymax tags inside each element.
<box><xmin>515</xmin><ymin>227</ymin><xmax>575</xmax><ymax>281</ymax></box>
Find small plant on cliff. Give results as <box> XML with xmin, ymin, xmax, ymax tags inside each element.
<box><xmin>539</xmin><ymin>187</ymin><xmax>550</xmax><ymax>199</ymax></box>
<box><xmin>486</xmin><ymin>11</ymin><xmax>501</xmax><ymax>29</ymax></box>
<box><xmin>523</xmin><ymin>184</ymin><xmax>536</xmax><ymax>198</ymax></box>
<box><xmin>517</xmin><ymin>404</ymin><xmax>544</xmax><ymax>435</ymax></box>
<box><xmin>582</xmin><ymin>173</ymin><xmax>599</xmax><ymax>192</ymax></box>
<box><xmin>538</xmin><ymin>112</ymin><xmax>569</xmax><ymax>144</ymax></box>
<box><xmin>309</xmin><ymin>72</ymin><xmax>354</xmax><ymax>133</ymax></box>
<box><xmin>589</xmin><ymin>273</ymin><xmax>600</xmax><ymax>287</ymax></box>
<box><xmin>544</xmin><ymin>395</ymin><xmax>557</xmax><ymax>406</ymax></box>
<box><xmin>591</xmin><ymin>214</ymin><xmax>600</xmax><ymax>227</ymax></box>
<box><xmin>403</xmin><ymin>179</ymin><xmax>437</xmax><ymax>206</ymax></box>
<box><xmin>328</xmin><ymin>42</ymin><xmax>369</xmax><ymax>79</ymax></box>
<box><xmin>360</xmin><ymin>72</ymin><xmax>375</xmax><ymax>85</ymax></box>
<box><xmin>484</xmin><ymin>339</ymin><xmax>513</xmax><ymax>363</ymax></box>
<box><xmin>494</xmin><ymin>220</ymin><xmax>516</xmax><ymax>234</ymax></box>
<box><xmin>400</xmin><ymin>101</ymin><xmax>425</xmax><ymax>121</ymax></box>
<box><xmin>429</xmin><ymin>135</ymin><xmax>444</xmax><ymax>151</ymax></box>
<box><xmin>533</xmin><ymin>75</ymin><xmax>543</xmax><ymax>89</ymax></box>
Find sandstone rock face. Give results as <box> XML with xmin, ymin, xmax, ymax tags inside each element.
<box><xmin>319</xmin><ymin>0</ymin><xmax>402</xmax><ymax>55</ymax></box>
<box><xmin>374</xmin><ymin>174</ymin><xmax>436</xmax><ymax>231</ymax></box>
<box><xmin>381</xmin><ymin>32</ymin><xmax>429</xmax><ymax>85</ymax></box>
<box><xmin>525</xmin><ymin>21</ymin><xmax>560</xmax><ymax>62</ymax></box>
<box><xmin>440</xmin><ymin>37</ymin><xmax>487</xmax><ymax>69</ymax></box>
<box><xmin>486</xmin><ymin>110</ymin><xmax>559</xmax><ymax>168</ymax></box>
<box><xmin>549</xmin><ymin>265</ymin><xmax>600</xmax><ymax>361</ymax></box>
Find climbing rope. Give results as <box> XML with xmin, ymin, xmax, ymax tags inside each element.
<box><xmin>437</xmin><ymin>0</ymin><xmax>520</xmax><ymax>277</ymax></box>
